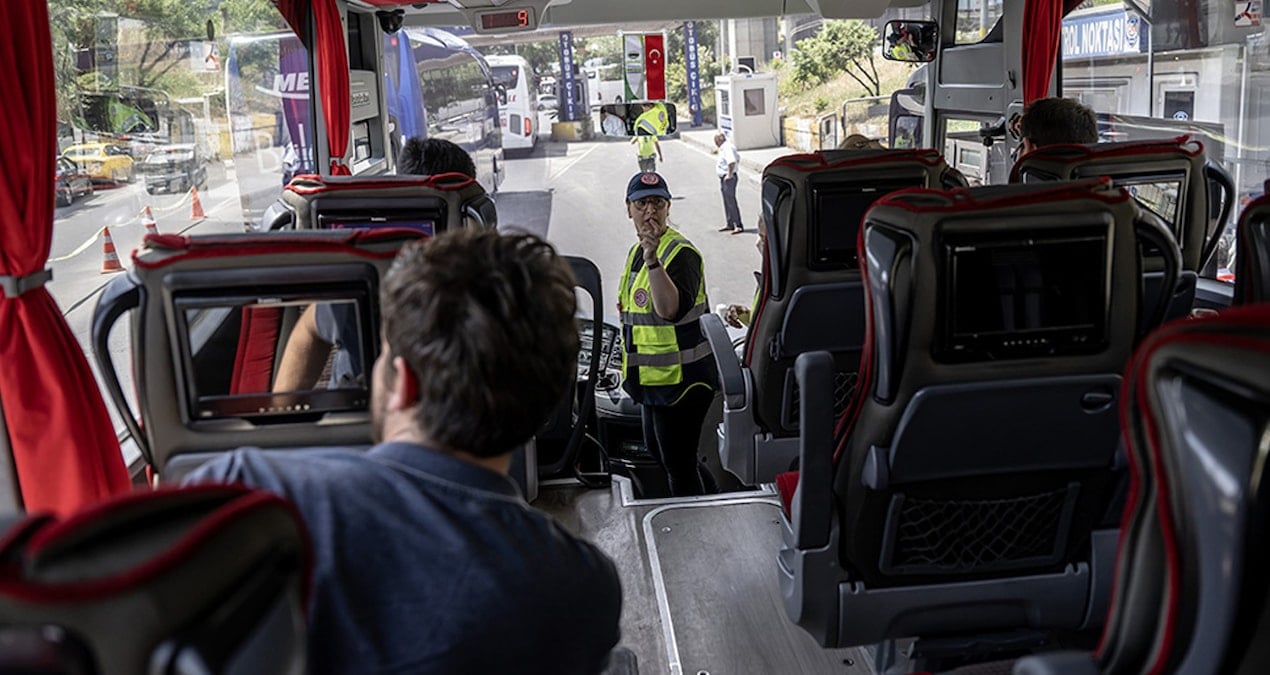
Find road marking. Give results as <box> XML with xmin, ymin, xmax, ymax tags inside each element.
<box><xmin>49</xmin><ymin>194</ymin><xmax>238</xmax><ymax>262</ymax></box>
<box><xmin>547</xmin><ymin>143</ymin><xmax>601</xmax><ymax>182</ymax></box>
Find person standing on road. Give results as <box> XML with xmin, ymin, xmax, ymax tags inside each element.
<box><xmin>714</xmin><ymin>132</ymin><xmax>743</xmax><ymax>234</ymax></box>
<box><xmin>627</xmin><ymin>115</ymin><xmax>660</xmax><ymax>171</ymax></box>
<box><xmin>618</xmin><ymin>172</ymin><xmax>717</xmax><ymax>496</ymax></box>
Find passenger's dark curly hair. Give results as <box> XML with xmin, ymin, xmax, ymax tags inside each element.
<box><xmin>399</xmin><ymin>136</ymin><xmax>477</xmax><ymax>178</ymax></box>
<box><xmin>1019</xmin><ymin>98</ymin><xmax>1098</xmax><ymax>148</ymax></box>
<box><xmin>380</xmin><ymin>229</ymin><xmax>579</xmax><ymax>456</ymax></box>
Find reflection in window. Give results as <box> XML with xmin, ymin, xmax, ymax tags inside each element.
<box><xmin>743</xmin><ymin>88</ymin><xmax>765</xmax><ymax>116</ymax></box>
<box><xmin>955</xmin><ymin>0</ymin><xmax>1004</xmax><ymax>44</ymax></box>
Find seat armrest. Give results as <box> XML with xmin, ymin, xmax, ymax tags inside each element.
<box><xmin>701</xmin><ymin>313</ymin><xmax>746</xmax><ymax>409</ymax></box>
<box><xmin>794</xmin><ymin>351</ymin><xmax>835</xmax><ymax>549</ymax></box>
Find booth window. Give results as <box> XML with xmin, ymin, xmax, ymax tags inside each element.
<box><xmin>744</xmin><ymin>88</ymin><xmax>765</xmax><ymax>116</ymax></box>
<box><xmin>719</xmin><ymin>90</ymin><xmax>730</xmax><ymax>116</ymax></box>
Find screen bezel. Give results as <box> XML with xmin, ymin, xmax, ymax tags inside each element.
<box><xmin>167</xmin><ymin>264</ymin><xmax>379</xmax><ymax>425</ymax></box>
<box><xmin>935</xmin><ymin>226</ymin><xmax>1112</xmax><ymax>363</ymax></box>
<box><xmin>808</xmin><ymin>174</ymin><xmax>925</xmax><ymax>271</ymax></box>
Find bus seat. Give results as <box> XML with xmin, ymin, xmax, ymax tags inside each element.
<box><xmin>91</xmin><ymin>229</ymin><xmax>428</xmax><ymax>480</ymax></box>
<box><xmin>1016</xmin><ymin>303</ymin><xmax>1270</xmax><ymax>675</ymax></box>
<box><xmin>277</xmin><ymin>172</ymin><xmax>497</xmax><ymax>232</ymax></box>
<box><xmin>703</xmin><ymin>148</ymin><xmax>966</xmax><ymax>486</ymax></box>
<box><xmin>1011</xmin><ymin>136</ymin><xmax>1236</xmax><ymax>323</ymax></box>
<box><xmin>779</xmin><ymin>178</ymin><xmax>1182</xmax><ymax>650</ymax></box>
<box><xmin>0</xmin><ymin>484</ymin><xmax>310</xmax><ymax>675</ymax></box>
<box><xmin>1234</xmin><ymin>194</ymin><xmax>1270</xmax><ymax>305</ymax></box>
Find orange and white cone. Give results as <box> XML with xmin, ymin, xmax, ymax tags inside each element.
<box><xmin>100</xmin><ymin>226</ymin><xmax>123</xmax><ymax>274</ymax></box>
<box><xmin>142</xmin><ymin>206</ymin><xmax>159</xmax><ymax>237</ymax></box>
<box><xmin>190</xmin><ymin>185</ymin><xmax>205</xmax><ymax>221</ymax></box>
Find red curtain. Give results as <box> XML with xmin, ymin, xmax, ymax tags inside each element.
<box><xmin>1023</xmin><ymin>0</ymin><xmax>1065</xmax><ymax>103</ymax></box>
<box><xmin>0</xmin><ymin>3</ymin><xmax>130</xmax><ymax>514</ymax></box>
<box><xmin>273</xmin><ymin>0</ymin><xmax>350</xmax><ymax>174</ymax></box>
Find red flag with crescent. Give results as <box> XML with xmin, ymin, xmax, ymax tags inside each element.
<box><xmin>644</xmin><ymin>34</ymin><xmax>665</xmax><ymax>100</ymax></box>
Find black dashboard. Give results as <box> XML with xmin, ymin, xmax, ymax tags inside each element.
<box><xmin>578</xmin><ymin>320</ymin><xmax>621</xmax><ymax>379</ymax></box>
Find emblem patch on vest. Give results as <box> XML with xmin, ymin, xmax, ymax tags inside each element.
<box><xmin>633</xmin><ymin>288</ymin><xmax>649</xmax><ymax>308</ymax></box>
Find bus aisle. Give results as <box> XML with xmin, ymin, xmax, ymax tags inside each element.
<box><xmin>494</xmin><ymin>134</ymin><xmax>780</xmax><ymax>317</ymax></box>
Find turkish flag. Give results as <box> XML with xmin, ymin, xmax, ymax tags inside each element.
<box><xmin>644</xmin><ymin>34</ymin><xmax>665</xmax><ymax>100</ymax></box>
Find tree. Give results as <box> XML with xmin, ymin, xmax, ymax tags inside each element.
<box><xmin>789</xmin><ymin>19</ymin><xmax>882</xmax><ymax>96</ymax></box>
<box><xmin>486</xmin><ymin>40</ymin><xmax>561</xmax><ymax>77</ymax></box>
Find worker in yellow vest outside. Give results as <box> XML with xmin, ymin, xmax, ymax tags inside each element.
<box><xmin>630</xmin><ymin>102</ymin><xmax>665</xmax><ymax>172</ymax></box>
<box><xmin>618</xmin><ymin>172</ymin><xmax>717</xmax><ymax>496</ymax></box>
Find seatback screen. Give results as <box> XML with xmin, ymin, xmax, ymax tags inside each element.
<box><xmin>173</xmin><ymin>278</ymin><xmax>376</xmax><ymax>422</ymax></box>
<box><xmin>318</xmin><ymin>212</ymin><xmax>436</xmax><ymax>235</ymax></box>
<box><xmin>811</xmin><ymin>178</ymin><xmax>921</xmax><ymax>269</ymax></box>
<box><xmin>938</xmin><ymin>228</ymin><xmax>1109</xmax><ymax>362</ymax></box>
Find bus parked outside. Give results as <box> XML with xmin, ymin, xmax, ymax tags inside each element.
<box><xmin>486</xmin><ymin>54</ymin><xmax>539</xmax><ymax>153</ymax></box>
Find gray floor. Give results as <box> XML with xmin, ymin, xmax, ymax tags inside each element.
<box><xmin>536</xmin><ymin>479</ymin><xmax>872</xmax><ymax>675</ymax></box>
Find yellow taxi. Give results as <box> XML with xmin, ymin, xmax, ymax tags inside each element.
<box><xmin>62</xmin><ymin>143</ymin><xmax>135</xmax><ymax>184</ymax></box>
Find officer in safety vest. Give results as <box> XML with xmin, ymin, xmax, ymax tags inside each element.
<box><xmin>630</xmin><ymin>102</ymin><xmax>665</xmax><ymax>172</ymax></box>
<box><xmin>618</xmin><ymin>172</ymin><xmax>717</xmax><ymax>496</ymax></box>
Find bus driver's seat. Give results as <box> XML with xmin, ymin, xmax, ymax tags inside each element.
<box><xmin>700</xmin><ymin>149</ymin><xmax>965</xmax><ymax>486</ymax></box>
<box><xmin>1011</xmin><ymin>135</ymin><xmax>1235</xmax><ymax>325</ymax></box>
<box><xmin>1015</xmin><ymin>304</ymin><xmax>1270</xmax><ymax>675</ymax></box>
<box><xmin>0</xmin><ymin>485</ymin><xmax>310</xmax><ymax>674</ymax></box>
<box><xmin>778</xmin><ymin>179</ymin><xmax>1182</xmax><ymax>660</ymax></box>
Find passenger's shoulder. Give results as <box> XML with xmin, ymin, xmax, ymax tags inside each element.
<box><xmin>181</xmin><ymin>446</ymin><xmax>369</xmax><ymax>492</ymax></box>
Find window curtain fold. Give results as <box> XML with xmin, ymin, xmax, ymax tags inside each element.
<box><xmin>274</xmin><ymin>0</ymin><xmax>350</xmax><ymax>174</ymax></box>
<box><xmin>1023</xmin><ymin>0</ymin><xmax>1066</xmax><ymax>103</ymax></box>
<box><xmin>0</xmin><ymin>2</ymin><xmax>130</xmax><ymax>515</ymax></box>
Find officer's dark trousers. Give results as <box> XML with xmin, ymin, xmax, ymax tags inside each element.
<box><xmin>641</xmin><ymin>386</ymin><xmax>713</xmax><ymax>497</ymax></box>
<box><xmin>720</xmin><ymin>174</ymin><xmax>742</xmax><ymax>231</ymax></box>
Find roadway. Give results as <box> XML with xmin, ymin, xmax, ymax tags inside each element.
<box><xmin>45</xmin><ymin>130</ymin><xmax>768</xmax><ymax>462</ymax></box>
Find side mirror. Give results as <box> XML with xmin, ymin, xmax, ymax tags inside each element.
<box><xmin>593</xmin><ymin>101</ymin><xmax>678</xmax><ymax>138</ymax></box>
<box><xmin>882</xmin><ymin>20</ymin><xmax>939</xmax><ymax>63</ymax></box>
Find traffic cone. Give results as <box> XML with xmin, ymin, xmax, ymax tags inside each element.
<box><xmin>142</xmin><ymin>206</ymin><xmax>159</xmax><ymax>237</ymax></box>
<box><xmin>190</xmin><ymin>185</ymin><xmax>205</xmax><ymax>221</ymax></box>
<box><xmin>100</xmin><ymin>227</ymin><xmax>123</xmax><ymax>274</ymax></box>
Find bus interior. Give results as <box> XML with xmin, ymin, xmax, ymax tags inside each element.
<box><xmin>4</xmin><ymin>0</ymin><xmax>1270</xmax><ymax>673</ymax></box>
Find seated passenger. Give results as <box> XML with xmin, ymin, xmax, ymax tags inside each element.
<box><xmin>187</xmin><ymin>229</ymin><xmax>623</xmax><ymax>675</ymax></box>
<box><xmin>273</xmin><ymin>138</ymin><xmax>478</xmax><ymax>392</ymax></box>
<box><xmin>398</xmin><ymin>135</ymin><xmax>477</xmax><ymax>178</ymax></box>
<box><xmin>1016</xmin><ymin>96</ymin><xmax>1098</xmax><ymax>156</ymax></box>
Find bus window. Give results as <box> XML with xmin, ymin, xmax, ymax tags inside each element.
<box><xmin>955</xmin><ymin>0</ymin><xmax>1005</xmax><ymax>43</ymax></box>
<box><xmin>1062</xmin><ymin>0</ymin><xmax>1261</xmax><ymax>284</ymax></box>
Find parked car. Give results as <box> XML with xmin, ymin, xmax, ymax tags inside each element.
<box><xmin>62</xmin><ymin>143</ymin><xmax>134</xmax><ymax>184</ymax></box>
<box><xmin>54</xmin><ymin>156</ymin><xmax>94</xmax><ymax>207</ymax></box>
<box><xmin>139</xmin><ymin>143</ymin><xmax>207</xmax><ymax>194</ymax></box>
<box><xmin>538</xmin><ymin>94</ymin><xmax>558</xmax><ymax>111</ymax></box>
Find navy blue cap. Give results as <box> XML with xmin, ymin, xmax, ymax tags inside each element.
<box><xmin>626</xmin><ymin>172</ymin><xmax>672</xmax><ymax>201</ymax></box>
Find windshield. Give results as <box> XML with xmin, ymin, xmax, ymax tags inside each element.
<box><xmin>490</xmin><ymin>65</ymin><xmax>521</xmax><ymax>90</ymax></box>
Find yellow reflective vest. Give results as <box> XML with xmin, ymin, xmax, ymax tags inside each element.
<box><xmin>619</xmin><ymin>227</ymin><xmax>715</xmax><ymax>404</ymax></box>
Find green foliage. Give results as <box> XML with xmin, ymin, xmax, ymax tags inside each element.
<box><xmin>788</xmin><ymin>19</ymin><xmax>882</xmax><ymax>96</ymax></box>
<box><xmin>486</xmin><ymin>40</ymin><xmax>562</xmax><ymax>78</ymax></box>
<box><xmin>814</xmin><ymin>96</ymin><xmax>830</xmax><ymax>112</ymax></box>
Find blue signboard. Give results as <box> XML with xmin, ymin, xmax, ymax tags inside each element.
<box><xmin>559</xmin><ymin>31</ymin><xmax>578</xmax><ymax>122</ymax></box>
<box><xmin>1061</xmin><ymin>9</ymin><xmax>1148</xmax><ymax>60</ymax></box>
<box><xmin>684</xmin><ymin>21</ymin><xmax>703</xmax><ymax>127</ymax></box>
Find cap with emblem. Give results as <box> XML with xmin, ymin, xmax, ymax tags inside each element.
<box><xmin>626</xmin><ymin>172</ymin><xmax>672</xmax><ymax>202</ymax></box>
